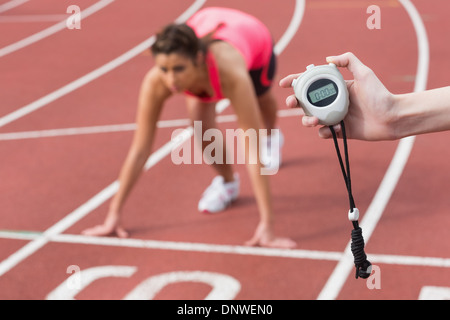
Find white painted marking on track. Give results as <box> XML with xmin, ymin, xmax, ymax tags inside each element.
<box><xmin>0</xmin><ymin>109</ymin><xmax>303</xmax><ymax>141</ymax></box>
<box><xmin>0</xmin><ymin>0</ymin><xmax>114</xmax><ymax>58</ymax></box>
<box><xmin>0</xmin><ymin>0</ymin><xmax>29</xmax><ymax>13</ymax></box>
<box><xmin>1</xmin><ymin>230</ymin><xmax>449</xmax><ymax>269</ymax></box>
<box><xmin>0</xmin><ymin>15</ymin><xmax>68</xmax><ymax>23</ymax></box>
<box><xmin>317</xmin><ymin>0</ymin><xmax>429</xmax><ymax>300</ymax></box>
<box><xmin>46</xmin><ymin>265</ymin><xmax>137</xmax><ymax>300</ymax></box>
<box><xmin>123</xmin><ymin>271</ymin><xmax>241</xmax><ymax>300</ymax></box>
<box><xmin>274</xmin><ymin>0</ymin><xmax>305</xmax><ymax>55</ymax></box>
<box><xmin>419</xmin><ymin>286</ymin><xmax>450</xmax><ymax>300</ymax></box>
<box><xmin>0</xmin><ymin>0</ymin><xmax>305</xmax><ymax>278</ymax></box>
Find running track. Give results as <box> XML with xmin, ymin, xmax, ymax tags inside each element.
<box><xmin>0</xmin><ymin>0</ymin><xmax>449</xmax><ymax>300</ymax></box>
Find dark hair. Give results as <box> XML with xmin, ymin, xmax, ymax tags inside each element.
<box><xmin>151</xmin><ymin>23</ymin><xmax>205</xmax><ymax>61</ymax></box>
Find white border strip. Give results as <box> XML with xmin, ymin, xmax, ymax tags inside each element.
<box><xmin>0</xmin><ymin>0</ymin><xmax>114</xmax><ymax>58</ymax></box>
<box><xmin>317</xmin><ymin>0</ymin><xmax>429</xmax><ymax>300</ymax></box>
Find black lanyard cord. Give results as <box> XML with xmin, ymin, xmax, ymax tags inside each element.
<box><xmin>329</xmin><ymin>121</ymin><xmax>372</xmax><ymax>279</ymax></box>
<box><xmin>329</xmin><ymin>121</ymin><xmax>356</xmax><ymax>211</ymax></box>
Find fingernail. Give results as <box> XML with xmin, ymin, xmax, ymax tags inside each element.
<box><xmin>306</xmin><ymin>117</ymin><xmax>316</xmax><ymax>125</ymax></box>
<box><xmin>286</xmin><ymin>95</ymin><xmax>297</xmax><ymax>107</ymax></box>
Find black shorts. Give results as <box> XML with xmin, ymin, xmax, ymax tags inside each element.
<box><xmin>249</xmin><ymin>50</ymin><xmax>277</xmax><ymax>96</ymax></box>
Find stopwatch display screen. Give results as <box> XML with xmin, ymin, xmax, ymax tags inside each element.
<box><xmin>307</xmin><ymin>79</ymin><xmax>339</xmax><ymax>107</ymax></box>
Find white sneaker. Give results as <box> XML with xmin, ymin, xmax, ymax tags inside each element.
<box><xmin>260</xmin><ymin>129</ymin><xmax>284</xmax><ymax>173</ymax></box>
<box><xmin>198</xmin><ymin>173</ymin><xmax>240</xmax><ymax>213</ymax></box>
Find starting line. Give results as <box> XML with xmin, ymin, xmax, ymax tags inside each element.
<box><xmin>0</xmin><ymin>230</ymin><xmax>449</xmax><ymax>269</ymax></box>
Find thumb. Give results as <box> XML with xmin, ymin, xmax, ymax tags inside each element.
<box><xmin>116</xmin><ymin>227</ymin><xmax>129</xmax><ymax>238</ymax></box>
<box><xmin>245</xmin><ymin>235</ymin><xmax>260</xmax><ymax>247</ymax></box>
<box><xmin>326</xmin><ymin>52</ymin><xmax>367</xmax><ymax>76</ymax></box>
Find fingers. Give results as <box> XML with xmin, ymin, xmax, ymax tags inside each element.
<box><xmin>302</xmin><ymin>116</ymin><xmax>319</xmax><ymax>127</ymax></box>
<box><xmin>82</xmin><ymin>224</ymin><xmax>129</xmax><ymax>238</ymax></box>
<box><xmin>285</xmin><ymin>95</ymin><xmax>299</xmax><ymax>109</ymax></box>
<box><xmin>245</xmin><ymin>223</ymin><xmax>297</xmax><ymax>249</ymax></box>
<box><xmin>285</xmin><ymin>95</ymin><xmax>322</xmax><ymax>129</ymax></box>
<box><xmin>326</xmin><ymin>52</ymin><xmax>371</xmax><ymax>81</ymax></box>
<box><xmin>318</xmin><ymin>123</ymin><xmax>341</xmax><ymax>139</ymax></box>
<box><xmin>116</xmin><ymin>227</ymin><xmax>129</xmax><ymax>239</ymax></box>
<box><xmin>82</xmin><ymin>225</ymin><xmax>111</xmax><ymax>236</ymax></box>
<box><xmin>264</xmin><ymin>237</ymin><xmax>297</xmax><ymax>249</ymax></box>
<box><xmin>245</xmin><ymin>236</ymin><xmax>297</xmax><ymax>249</ymax></box>
<box><xmin>326</xmin><ymin>52</ymin><xmax>360</xmax><ymax>69</ymax></box>
<box><xmin>279</xmin><ymin>73</ymin><xmax>302</xmax><ymax>88</ymax></box>
<box><xmin>244</xmin><ymin>236</ymin><xmax>258</xmax><ymax>247</ymax></box>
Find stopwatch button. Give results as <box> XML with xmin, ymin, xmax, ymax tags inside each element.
<box><xmin>306</xmin><ymin>64</ymin><xmax>315</xmax><ymax>70</ymax></box>
<box><xmin>291</xmin><ymin>78</ymin><xmax>298</xmax><ymax>88</ymax></box>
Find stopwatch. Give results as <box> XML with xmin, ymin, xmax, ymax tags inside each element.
<box><xmin>291</xmin><ymin>63</ymin><xmax>349</xmax><ymax>126</ymax></box>
<box><xmin>292</xmin><ymin>63</ymin><xmax>372</xmax><ymax>279</ymax></box>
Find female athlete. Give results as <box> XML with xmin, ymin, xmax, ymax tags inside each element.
<box><xmin>83</xmin><ymin>7</ymin><xmax>296</xmax><ymax>249</ymax></box>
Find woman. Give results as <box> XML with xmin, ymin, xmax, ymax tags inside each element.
<box><xmin>83</xmin><ymin>7</ymin><xmax>295</xmax><ymax>249</ymax></box>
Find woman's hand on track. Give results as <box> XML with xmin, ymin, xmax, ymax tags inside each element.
<box><xmin>245</xmin><ymin>222</ymin><xmax>297</xmax><ymax>249</ymax></box>
<box><xmin>82</xmin><ymin>212</ymin><xmax>129</xmax><ymax>238</ymax></box>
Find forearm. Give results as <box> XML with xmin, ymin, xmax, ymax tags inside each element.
<box><xmin>109</xmin><ymin>149</ymin><xmax>151</xmax><ymax>214</ymax></box>
<box><xmin>109</xmin><ymin>67</ymin><xmax>166</xmax><ymax>215</ymax></box>
<box><xmin>392</xmin><ymin>86</ymin><xmax>450</xmax><ymax>139</ymax></box>
<box><xmin>246</xmin><ymin>163</ymin><xmax>274</xmax><ymax>226</ymax></box>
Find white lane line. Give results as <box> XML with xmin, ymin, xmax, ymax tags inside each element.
<box><xmin>1</xmin><ymin>230</ymin><xmax>449</xmax><ymax>269</ymax></box>
<box><xmin>0</xmin><ymin>230</ymin><xmax>341</xmax><ymax>261</ymax></box>
<box><xmin>55</xmin><ymin>234</ymin><xmax>343</xmax><ymax>262</ymax></box>
<box><xmin>0</xmin><ymin>123</ymin><xmax>139</xmax><ymax>140</ymax></box>
<box><xmin>0</xmin><ymin>0</ymin><xmax>28</xmax><ymax>13</ymax></box>
<box><xmin>0</xmin><ymin>0</ymin><xmax>305</xmax><ymax>277</ymax></box>
<box><xmin>273</xmin><ymin>0</ymin><xmax>305</xmax><ymax>55</ymax></box>
<box><xmin>0</xmin><ymin>109</ymin><xmax>303</xmax><ymax>141</ymax></box>
<box><xmin>317</xmin><ymin>0</ymin><xmax>429</xmax><ymax>300</ymax></box>
<box><xmin>0</xmin><ymin>15</ymin><xmax>68</xmax><ymax>23</ymax></box>
<box><xmin>369</xmin><ymin>253</ymin><xmax>450</xmax><ymax>268</ymax></box>
<box><xmin>0</xmin><ymin>0</ymin><xmax>114</xmax><ymax>58</ymax></box>
<box><xmin>0</xmin><ymin>0</ymin><xmax>205</xmax><ymax>128</ymax></box>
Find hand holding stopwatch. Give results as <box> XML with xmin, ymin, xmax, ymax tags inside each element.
<box><xmin>291</xmin><ymin>63</ymin><xmax>349</xmax><ymax>126</ymax></box>
<box><xmin>292</xmin><ymin>62</ymin><xmax>371</xmax><ymax>279</ymax></box>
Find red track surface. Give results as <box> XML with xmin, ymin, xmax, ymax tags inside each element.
<box><xmin>0</xmin><ymin>0</ymin><xmax>449</xmax><ymax>300</ymax></box>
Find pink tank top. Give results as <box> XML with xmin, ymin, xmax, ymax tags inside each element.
<box><xmin>185</xmin><ymin>7</ymin><xmax>273</xmax><ymax>102</ymax></box>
